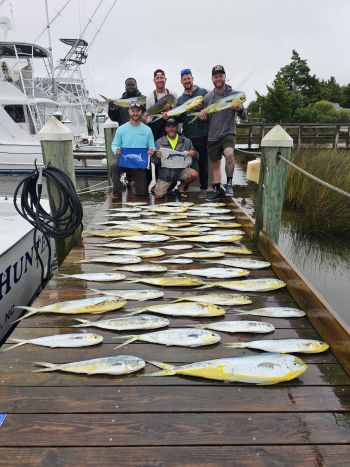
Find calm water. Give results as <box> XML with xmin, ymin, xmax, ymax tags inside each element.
<box><xmin>1</xmin><ymin>168</ymin><xmax>349</xmax><ymax>326</ymax></box>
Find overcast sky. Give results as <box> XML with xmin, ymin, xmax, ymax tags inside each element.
<box><xmin>1</xmin><ymin>0</ymin><xmax>349</xmax><ymax>104</ymax></box>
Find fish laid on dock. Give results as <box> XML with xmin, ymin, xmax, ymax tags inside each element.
<box><xmin>128</xmin><ymin>277</ymin><xmax>204</xmax><ymax>287</ymax></box>
<box><xmin>195</xmin><ymin>320</ymin><xmax>275</xmax><ymax>334</ymax></box>
<box><xmin>231</xmin><ymin>307</ymin><xmax>306</xmax><ymax>318</ymax></box>
<box><xmin>184</xmin><ymin>234</ymin><xmax>243</xmax><ymax>243</ymax></box>
<box><xmin>200</xmin><ymin>278</ymin><xmax>286</xmax><ymax>292</ymax></box>
<box><xmin>58</xmin><ymin>272</ymin><xmax>127</xmax><ymax>282</ymax></box>
<box><xmin>146</xmin><ymin>353</ymin><xmax>307</xmax><ymax>384</ymax></box>
<box><xmin>74</xmin><ymin>314</ymin><xmax>170</xmax><ymax>331</ymax></box>
<box><xmin>208</xmin><ymin>246</ymin><xmax>253</xmax><ymax>255</ymax></box>
<box><xmin>128</xmin><ymin>302</ymin><xmax>225</xmax><ymax>317</ymax></box>
<box><xmin>89</xmin><ymin>289</ymin><xmax>164</xmax><ymax>301</ymax></box>
<box><xmin>114</xmin><ymin>328</ymin><xmax>221</xmax><ymax>349</ymax></box>
<box><xmin>103</xmin><ymin>213</ymin><xmax>141</xmax><ymax>218</ymax></box>
<box><xmin>189</xmin><ymin>207</ymin><xmax>231</xmax><ymax>214</ymax></box>
<box><xmin>113</xmin><ymin>264</ymin><xmax>168</xmax><ymax>273</ymax></box>
<box><xmin>14</xmin><ymin>296</ymin><xmax>127</xmax><ymax>320</ymax></box>
<box><xmin>169</xmin><ymin>267</ymin><xmax>249</xmax><ymax>279</ymax></box>
<box><xmin>4</xmin><ymin>333</ymin><xmax>103</xmax><ymax>351</ymax></box>
<box><xmin>151</xmin><ymin>258</ymin><xmax>193</xmax><ymax>264</ymax></box>
<box><xmin>225</xmin><ymin>338</ymin><xmax>329</xmax><ymax>353</ymax></box>
<box><xmin>104</xmin><ymin>248</ymin><xmax>165</xmax><ymax>258</ymax></box>
<box><xmin>96</xmin><ymin>241</ymin><xmax>143</xmax><ymax>249</ymax></box>
<box><xmin>161</xmin><ymin>244</ymin><xmax>193</xmax><ymax>250</ymax></box>
<box><xmin>81</xmin><ymin>256</ymin><xmax>142</xmax><ymax>265</ymax></box>
<box><xmin>119</xmin><ymin>234</ymin><xmax>170</xmax><ymax>242</ymax></box>
<box><xmin>34</xmin><ymin>355</ymin><xmax>146</xmax><ymax>375</ymax></box>
<box><xmin>146</xmin><ymin>205</ymin><xmax>189</xmax><ymax>214</ymax></box>
<box><xmin>173</xmin><ymin>251</ymin><xmax>225</xmax><ymax>259</ymax></box>
<box><xmin>204</xmin><ymin>258</ymin><xmax>271</xmax><ymax>269</ymax></box>
<box><xmin>84</xmin><ymin>230</ymin><xmax>140</xmax><ymax>238</ymax></box>
<box><xmin>174</xmin><ymin>293</ymin><xmax>252</xmax><ymax>306</ymax></box>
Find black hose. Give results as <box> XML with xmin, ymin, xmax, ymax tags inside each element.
<box><xmin>13</xmin><ymin>164</ymin><xmax>83</xmax><ymax>284</ymax></box>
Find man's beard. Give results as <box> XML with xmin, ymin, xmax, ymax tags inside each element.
<box><xmin>130</xmin><ymin>115</ymin><xmax>141</xmax><ymax>122</ymax></box>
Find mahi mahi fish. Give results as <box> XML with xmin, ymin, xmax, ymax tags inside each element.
<box><xmin>104</xmin><ymin>248</ymin><xmax>165</xmax><ymax>258</ymax></box>
<box><xmin>58</xmin><ymin>272</ymin><xmax>127</xmax><ymax>282</ymax></box>
<box><xmin>173</xmin><ymin>251</ymin><xmax>225</xmax><ymax>259</ymax></box>
<box><xmin>200</xmin><ymin>278</ymin><xmax>286</xmax><ymax>292</ymax></box>
<box><xmin>146</xmin><ymin>94</ymin><xmax>176</xmax><ymax>116</ymax></box>
<box><xmin>169</xmin><ymin>267</ymin><xmax>249</xmax><ymax>279</ymax></box>
<box><xmin>195</xmin><ymin>320</ymin><xmax>275</xmax><ymax>334</ymax></box>
<box><xmin>114</xmin><ymin>328</ymin><xmax>221</xmax><ymax>349</ymax></box>
<box><xmin>99</xmin><ymin>94</ymin><xmax>146</xmax><ymax>108</ymax></box>
<box><xmin>128</xmin><ymin>276</ymin><xmax>204</xmax><ymax>287</ymax></box>
<box><xmin>146</xmin><ymin>353</ymin><xmax>307</xmax><ymax>384</ymax></box>
<box><xmin>128</xmin><ymin>302</ymin><xmax>225</xmax><ymax>317</ymax></box>
<box><xmin>204</xmin><ymin>258</ymin><xmax>271</xmax><ymax>269</ymax></box>
<box><xmin>34</xmin><ymin>355</ymin><xmax>146</xmax><ymax>375</ymax></box>
<box><xmin>81</xmin><ymin>255</ymin><xmax>142</xmax><ymax>265</ymax></box>
<box><xmin>88</xmin><ymin>289</ymin><xmax>164</xmax><ymax>301</ymax></box>
<box><xmin>184</xmin><ymin>234</ymin><xmax>243</xmax><ymax>243</ymax></box>
<box><xmin>174</xmin><ymin>293</ymin><xmax>252</xmax><ymax>306</ymax></box>
<box><xmin>188</xmin><ymin>91</ymin><xmax>246</xmax><ymax>123</ymax></box>
<box><xmin>226</xmin><ymin>338</ymin><xmax>329</xmax><ymax>353</ymax></box>
<box><xmin>150</xmin><ymin>95</ymin><xmax>204</xmax><ymax>122</ymax></box>
<box><xmin>231</xmin><ymin>307</ymin><xmax>305</xmax><ymax>318</ymax></box>
<box><xmin>73</xmin><ymin>314</ymin><xmax>170</xmax><ymax>331</ymax></box>
<box><xmin>14</xmin><ymin>296</ymin><xmax>127</xmax><ymax>321</ymax></box>
<box><xmin>119</xmin><ymin>234</ymin><xmax>170</xmax><ymax>242</ymax></box>
<box><xmin>113</xmin><ymin>264</ymin><xmax>168</xmax><ymax>273</ymax></box>
<box><xmin>4</xmin><ymin>333</ymin><xmax>103</xmax><ymax>351</ymax></box>
<box><xmin>208</xmin><ymin>246</ymin><xmax>253</xmax><ymax>255</ymax></box>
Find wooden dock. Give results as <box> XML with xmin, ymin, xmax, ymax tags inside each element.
<box><xmin>0</xmin><ymin>195</ymin><xmax>349</xmax><ymax>466</ymax></box>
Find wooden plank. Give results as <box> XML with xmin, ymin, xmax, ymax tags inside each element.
<box><xmin>258</xmin><ymin>230</ymin><xmax>350</xmax><ymax>375</ymax></box>
<box><xmin>0</xmin><ymin>363</ymin><xmax>347</xmax><ymax>387</ymax></box>
<box><xmin>0</xmin><ymin>385</ymin><xmax>349</xmax><ymax>413</ymax></box>
<box><xmin>1</xmin><ymin>445</ymin><xmax>349</xmax><ymax>467</ymax></box>
<box><xmin>0</xmin><ymin>413</ymin><xmax>349</xmax><ymax>446</ymax></box>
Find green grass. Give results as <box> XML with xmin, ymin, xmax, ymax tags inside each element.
<box><xmin>284</xmin><ymin>148</ymin><xmax>350</xmax><ymax>237</ymax></box>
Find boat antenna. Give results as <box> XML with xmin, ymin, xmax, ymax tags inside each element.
<box><xmin>85</xmin><ymin>0</ymin><xmax>119</xmax><ymax>53</ymax></box>
<box><xmin>44</xmin><ymin>0</ymin><xmax>57</xmax><ymax>98</ymax></box>
<box><xmin>34</xmin><ymin>0</ymin><xmax>72</xmax><ymax>44</ymax></box>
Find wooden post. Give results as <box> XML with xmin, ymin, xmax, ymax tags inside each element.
<box><xmin>38</xmin><ymin>116</ymin><xmax>81</xmax><ymax>265</ymax></box>
<box><xmin>346</xmin><ymin>126</ymin><xmax>350</xmax><ymax>149</ymax></box>
<box><xmin>297</xmin><ymin>125</ymin><xmax>302</xmax><ymax>148</ymax></box>
<box><xmin>103</xmin><ymin>118</ymin><xmax>119</xmax><ymax>182</ymax></box>
<box><xmin>333</xmin><ymin>125</ymin><xmax>340</xmax><ymax>149</ymax></box>
<box><xmin>254</xmin><ymin>125</ymin><xmax>293</xmax><ymax>244</ymax></box>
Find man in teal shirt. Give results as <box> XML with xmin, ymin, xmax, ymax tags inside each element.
<box><xmin>110</xmin><ymin>100</ymin><xmax>155</xmax><ymax>200</ymax></box>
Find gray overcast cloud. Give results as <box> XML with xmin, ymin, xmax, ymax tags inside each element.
<box><xmin>1</xmin><ymin>0</ymin><xmax>349</xmax><ymax>103</ymax></box>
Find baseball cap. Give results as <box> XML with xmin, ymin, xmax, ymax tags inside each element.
<box><xmin>180</xmin><ymin>68</ymin><xmax>192</xmax><ymax>76</ymax></box>
<box><xmin>154</xmin><ymin>68</ymin><xmax>165</xmax><ymax>77</ymax></box>
<box><xmin>212</xmin><ymin>65</ymin><xmax>225</xmax><ymax>75</ymax></box>
<box><xmin>165</xmin><ymin>118</ymin><xmax>178</xmax><ymax>126</ymax></box>
<box><xmin>129</xmin><ymin>99</ymin><xmax>142</xmax><ymax>109</ymax></box>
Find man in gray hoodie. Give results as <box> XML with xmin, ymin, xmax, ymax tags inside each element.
<box><xmin>199</xmin><ymin>65</ymin><xmax>247</xmax><ymax>201</ymax></box>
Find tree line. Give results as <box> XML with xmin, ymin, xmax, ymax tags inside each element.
<box><xmin>248</xmin><ymin>50</ymin><xmax>350</xmax><ymax>123</ymax></box>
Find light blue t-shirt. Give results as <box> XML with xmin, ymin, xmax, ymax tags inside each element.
<box><xmin>111</xmin><ymin>122</ymin><xmax>155</xmax><ymax>155</ymax></box>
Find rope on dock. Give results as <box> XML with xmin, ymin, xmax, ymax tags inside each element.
<box><xmin>77</xmin><ymin>180</ymin><xmax>111</xmax><ymax>194</ymax></box>
<box><xmin>278</xmin><ymin>153</ymin><xmax>350</xmax><ymax>200</ymax></box>
<box><xmin>235</xmin><ymin>148</ymin><xmax>262</xmax><ymax>156</ymax></box>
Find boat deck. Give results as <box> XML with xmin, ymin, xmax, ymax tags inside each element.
<box><xmin>0</xmin><ymin>195</ymin><xmax>349</xmax><ymax>466</ymax></box>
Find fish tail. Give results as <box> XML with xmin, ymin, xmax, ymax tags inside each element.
<box><xmin>11</xmin><ymin>307</ymin><xmax>39</xmax><ymax>323</ymax></box>
<box><xmin>72</xmin><ymin>318</ymin><xmax>91</xmax><ymax>327</ymax></box>
<box><xmin>195</xmin><ymin>244</ymin><xmax>208</xmax><ymax>250</ymax></box>
<box><xmin>145</xmin><ymin>360</ymin><xmax>177</xmax><ymax>376</ymax></box>
<box><xmin>2</xmin><ymin>339</ymin><xmax>28</xmax><ymax>351</ymax></box>
<box><xmin>87</xmin><ymin>288</ymin><xmax>101</xmax><ymax>295</ymax></box>
<box><xmin>33</xmin><ymin>362</ymin><xmax>60</xmax><ymax>373</ymax></box>
<box><xmin>225</xmin><ymin>343</ymin><xmax>246</xmax><ymax>349</ymax></box>
<box><xmin>99</xmin><ymin>94</ymin><xmax>110</xmax><ymax>102</ymax></box>
<box><xmin>187</xmin><ymin>112</ymin><xmax>199</xmax><ymax>124</ymax></box>
<box><xmin>230</xmin><ymin>309</ymin><xmax>249</xmax><ymax>314</ymax></box>
<box><xmin>113</xmin><ymin>336</ymin><xmax>138</xmax><ymax>349</ymax></box>
<box><xmin>197</xmin><ymin>284</ymin><xmax>213</xmax><ymax>290</ymax></box>
<box><xmin>149</xmin><ymin>114</ymin><xmax>162</xmax><ymax>123</ymax></box>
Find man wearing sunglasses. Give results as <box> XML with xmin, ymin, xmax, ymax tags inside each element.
<box><xmin>199</xmin><ymin>65</ymin><xmax>247</xmax><ymax>201</ymax></box>
<box><xmin>152</xmin><ymin>118</ymin><xmax>198</xmax><ymax>199</ymax></box>
<box><xmin>174</xmin><ymin>68</ymin><xmax>209</xmax><ymax>198</ymax></box>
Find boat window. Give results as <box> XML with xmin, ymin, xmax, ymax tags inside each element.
<box><xmin>4</xmin><ymin>104</ymin><xmax>25</xmax><ymax>123</ymax></box>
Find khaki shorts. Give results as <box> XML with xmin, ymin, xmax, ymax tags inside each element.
<box><xmin>208</xmin><ymin>134</ymin><xmax>235</xmax><ymax>162</ymax></box>
<box><xmin>154</xmin><ymin>168</ymin><xmax>196</xmax><ymax>197</ymax></box>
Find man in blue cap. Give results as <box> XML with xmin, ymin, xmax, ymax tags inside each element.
<box><xmin>110</xmin><ymin>100</ymin><xmax>155</xmax><ymax>201</ymax></box>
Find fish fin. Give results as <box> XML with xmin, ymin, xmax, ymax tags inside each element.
<box><xmin>99</xmin><ymin>94</ymin><xmax>110</xmax><ymax>103</ymax></box>
<box><xmin>33</xmin><ymin>362</ymin><xmax>59</xmax><ymax>373</ymax></box>
<box><xmin>143</xmin><ymin>370</ymin><xmax>176</xmax><ymax>377</ymax></box>
<box><xmin>187</xmin><ymin>112</ymin><xmax>199</xmax><ymax>123</ymax></box>
<box><xmin>113</xmin><ymin>336</ymin><xmax>138</xmax><ymax>349</ymax></box>
<box><xmin>2</xmin><ymin>339</ymin><xmax>28</xmax><ymax>351</ymax></box>
<box><xmin>11</xmin><ymin>306</ymin><xmax>39</xmax><ymax>323</ymax></box>
<box><xmin>147</xmin><ymin>360</ymin><xmax>176</xmax><ymax>371</ymax></box>
<box><xmin>225</xmin><ymin>343</ymin><xmax>246</xmax><ymax>349</ymax></box>
<box><xmin>72</xmin><ymin>318</ymin><xmax>91</xmax><ymax>327</ymax></box>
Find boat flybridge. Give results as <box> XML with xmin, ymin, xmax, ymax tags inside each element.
<box><xmin>0</xmin><ymin>41</ymin><xmax>106</xmax><ymax>174</ymax></box>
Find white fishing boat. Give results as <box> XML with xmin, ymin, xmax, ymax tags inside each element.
<box><xmin>0</xmin><ymin>196</ymin><xmax>53</xmax><ymax>342</ymax></box>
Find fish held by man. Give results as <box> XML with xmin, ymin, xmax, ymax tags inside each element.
<box><xmin>150</xmin><ymin>95</ymin><xmax>204</xmax><ymax>122</ymax></box>
<box><xmin>146</xmin><ymin>94</ymin><xmax>176</xmax><ymax>116</ymax></box>
<box><xmin>99</xmin><ymin>94</ymin><xmax>146</xmax><ymax>108</ymax></box>
<box><xmin>188</xmin><ymin>91</ymin><xmax>247</xmax><ymax>123</ymax></box>
<box><xmin>146</xmin><ymin>353</ymin><xmax>307</xmax><ymax>384</ymax></box>
<box><xmin>34</xmin><ymin>355</ymin><xmax>146</xmax><ymax>375</ymax></box>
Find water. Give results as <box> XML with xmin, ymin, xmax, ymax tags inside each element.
<box><xmin>1</xmin><ymin>168</ymin><xmax>349</xmax><ymax>326</ymax></box>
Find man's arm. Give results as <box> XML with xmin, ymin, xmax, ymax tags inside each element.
<box><xmin>111</xmin><ymin>128</ymin><xmax>122</xmax><ymax>155</ymax></box>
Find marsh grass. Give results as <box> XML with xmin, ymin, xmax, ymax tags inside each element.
<box><xmin>284</xmin><ymin>148</ymin><xmax>350</xmax><ymax>237</ymax></box>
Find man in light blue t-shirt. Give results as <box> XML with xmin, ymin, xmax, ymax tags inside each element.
<box><xmin>110</xmin><ymin>100</ymin><xmax>155</xmax><ymax>200</ymax></box>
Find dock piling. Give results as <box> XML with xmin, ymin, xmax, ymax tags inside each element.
<box><xmin>103</xmin><ymin>118</ymin><xmax>119</xmax><ymax>182</ymax></box>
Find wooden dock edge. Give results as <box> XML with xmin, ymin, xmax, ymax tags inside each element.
<box><xmin>228</xmin><ymin>198</ymin><xmax>350</xmax><ymax>375</ymax></box>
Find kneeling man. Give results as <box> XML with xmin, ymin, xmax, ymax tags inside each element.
<box><xmin>152</xmin><ymin>118</ymin><xmax>198</xmax><ymax>199</ymax></box>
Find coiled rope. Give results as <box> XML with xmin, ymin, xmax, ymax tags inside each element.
<box><xmin>13</xmin><ymin>164</ymin><xmax>83</xmax><ymax>284</ymax></box>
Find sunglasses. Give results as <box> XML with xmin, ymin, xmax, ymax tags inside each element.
<box><xmin>180</xmin><ymin>68</ymin><xmax>192</xmax><ymax>76</ymax></box>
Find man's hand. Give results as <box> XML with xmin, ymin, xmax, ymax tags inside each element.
<box><xmin>188</xmin><ymin>149</ymin><xmax>196</xmax><ymax>158</ymax></box>
<box><xmin>199</xmin><ymin>110</ymin><xmax>207</xmax><ymax>120</ymax></box>
<box><xmin>115</xmin><ymin>147</ymin><xmax>121</xmax><ymax>156</ymax></box>
<box><xmin>163</xmin><ymin>103</ymin><xmax>172</xmax><ymax>111</ymax></box>
<box><xmin>148</xmin><ymin>148</ymin><xmax>155</xmax><ymax>156</ymax></box>
<box><xmin>156</xmin><ymin>150</ymin><xmax>162</xmax><ymax>158</ymax></box>
<box><xmin>231</xmin><ymin>102</ymin><xmax>242</xmax><ymax>111</ymax></box>
<box><xmin>141</xmin><ymin>112</ymin><xmax>148</xmax><ymax>123</ymax></box>
<box><xmin>162</xmin><ymin>111</ymin><xmax>169</xmax><ymax>120</ymax></box>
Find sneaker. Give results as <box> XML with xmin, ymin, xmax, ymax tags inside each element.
<box><xmin>225</xmin><ymin>184</ymin><xmax>234</xmax><ymax>197</ymax></box>
<box><xmin>205</xmin><ymin>190</ymin><xmax>221</xmax><ymax>202</ymax></box>
<box><xmin>198</xmin><ymin>189</ymin><xmax>207</xmax><ymax>199</ymax></box>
